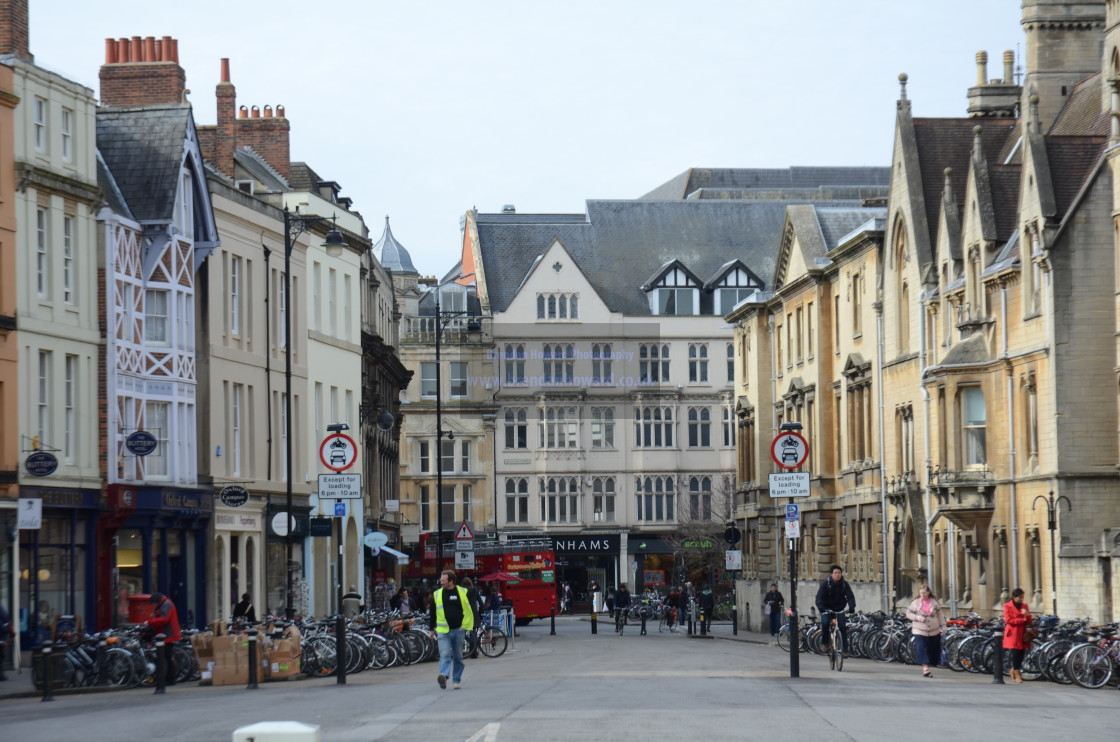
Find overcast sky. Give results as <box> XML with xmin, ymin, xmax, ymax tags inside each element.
<box><xmin>34</xmin><ymin>1</ymin><xmax>1022</xmax><ymax>277</ymax></box>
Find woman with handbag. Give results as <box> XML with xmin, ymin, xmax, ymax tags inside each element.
<box><xmin>1003</xmin><ymin>588</ymin><xmax>1032</xmax><ymax>683</ymax></box>
<box><xmin>906</xmin><ymin>584</ymin><xmax>945</xmax><ymax>678</ymax></box>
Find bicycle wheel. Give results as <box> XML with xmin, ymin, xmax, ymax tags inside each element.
<box><xmin>1066</xmin><ymin>644</ymin><xmax>1113</xmax><ymax>689</ymax></box>
<box><xmin>832</xmin><ymin>624</ymin><xmax>843</xmax><ymax>671</ymax></box>
<box><xmin>777</xmin><ymin>623</ymin><xmax>791</xmax><ymax>652</ymax></box>
<box><xmin>478</xmin><ymin>626</ymin><xmax>508</xmax><ymax>658</ymax></box>
<box><xmin>658</xmin><ymin>613</ymin><xmax>667</xmax><ymax>633</ymax></box>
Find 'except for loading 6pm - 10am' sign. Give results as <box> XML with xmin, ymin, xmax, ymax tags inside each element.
<box><xmin>768</xmin><ymin>472</ymin><xmax>811</xmax><ymax>498</ymax></box>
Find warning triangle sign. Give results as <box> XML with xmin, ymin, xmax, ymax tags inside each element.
<box><xmin>454</xmin><ymin>521</ymin><xmax>474</xmax><ymax>540</ymax></box>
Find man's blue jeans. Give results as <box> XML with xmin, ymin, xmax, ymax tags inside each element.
<box><xmin>437</xmin><ymin>628</ymin><xmax>466</xmax><ymax>683</ymax></box>
<box><xmin>819</xmin><ymin>611</ymin><xmax>848</xmax><ymax>652</ymax></box>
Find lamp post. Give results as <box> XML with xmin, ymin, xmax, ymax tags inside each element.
<box><xmin>431</xmin><ymin>274</ymin><xmax>473</xmax><ymax>572</ymax></box>
<box><xmin>1032</xmin><ymin>490</ymin><xmax>1071</xmax><ymax>617</ymax></box>
<box><xmin>282</xmin><ymin>206</ymin><xmax>347</xmax><ymax>618</ymax></box>
<box><xmin>890</xmin><ymin>516</ymin><xmax>902</xmax><ymax>609</ymax></box>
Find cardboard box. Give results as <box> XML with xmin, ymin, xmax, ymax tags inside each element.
<box><xmin>214</xmin><ymin>650</ymin><xmax>242</xmax><ymax>670</ymax></box>
<box><xmin>266</xmin><ymin>651</ymin><xmax>301</xmax><ymax>679</ymax></box>
<box><xmin>210</xmin><ymin>620</ymin><xmax>225</xmax><ymax>637</ymax></box>
<box><xmin>212</xmin><ymin>635</ymin><xmax>247</xmax><ymax>653</ymax></box>
<box><xmin>210</xmin><ymin>663</ymin><xmax>248</xmax><ymax>686</ymax></box>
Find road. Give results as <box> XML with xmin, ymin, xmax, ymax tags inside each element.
<box><xmin>3</xmin><ymin>616</ymin><xmax>1118</xmax><ymax>741</ymax></box>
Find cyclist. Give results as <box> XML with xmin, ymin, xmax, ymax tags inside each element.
<box><xmin>613</xmin><ymin>584</ymin><xmax>632</xmax><ymax>630</ymax></box>
<box><xmin>814</xmin><ymin>565</ymin><xmax>856</xmax><ymax>657</ymax></box>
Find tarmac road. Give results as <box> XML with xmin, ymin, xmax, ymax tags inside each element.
<box><xmin>2</xmin><ymin>616</ymin><xmax>1118</xmax><ymax>742</ymax></box>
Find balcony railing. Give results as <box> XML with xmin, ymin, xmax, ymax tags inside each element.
<box><xmin>402</xmin><ymin>315</ymin><xmax>490</xmax><ymax>344</ymax></box>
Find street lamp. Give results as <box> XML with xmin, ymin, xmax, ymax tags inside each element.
<box><xmin>1032</xmin><ymin>490</ymin><xmax>1071</xmax><ymax>616</ymax></box>
<box><xmin>432</xmin><ymin>273</ymin><xmax>473</xmax><ymax>572</ymax></box>
<box><xmin>282</xmin><ymin>206</ymin><xmax>348</xmax><ymax>619</ymax></box>
<box><xmin>778</xmin><ymin>419</ymin><xmax>803</xmax><ymax>679</ymax></box>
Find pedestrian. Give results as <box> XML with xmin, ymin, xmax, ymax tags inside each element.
<box><xmin>589</xmin><ymin>579</ymin><xmax>602</xmax><ymax>614</ymax></box>
<box><xmin>699</xmin><ymin>583</ymin><xmax>715</xmax><ymax>631</ymax></box>
<box><xmin>398</xmin><ymin>588</ymin><xmax>413</xmax><ymax>617</ymax></box>
<box><xmin>232</xmin><ymin>592</ymin><xmax>256</xmax><ymax>624</ymax></box>
<box><xmin>905</xmin><ymin>584</ymin><xmax>945</xmax><ymax>678</ymax></box>
<box><xmin>1003</xmin><ymin>587</ymin><xmax>1032</xmax><ymax>683</ymax></box>
<box><xmin>667</xmin><ymin>586</ymin><xmax>681</xmax><ymax>627</ymax></box>
<box><xmin>562</xmin><ymin>582</ymin><xmax>573</xmax><ymax>614</ymax></box>
<box><xmin>146</xmin><ymin>592</ymin><xmax>181</xmax><ymax>686</ymax></box>
<box><xmin>429</xmin><ymin>569</ymin><xmax>476</xmax><ymax>690</ymax></box>
<box><xmin>681</xmin><ymin>582</ymin><xmax>693</xmax><ymax>623</ymax></box>
<box><xmin>763</xmin><ymin>583</ymin><xmax>784</xmax><ymax>636</ymax></box>
<box><xmin>342</xmin><ymin>584</ymin><xmax>364</xmax><ymax>617</ymax></box>
<box><xmin>0</xmin><ymin>600</ymin><xmax>13</xmax><ymax>681</ymax></box>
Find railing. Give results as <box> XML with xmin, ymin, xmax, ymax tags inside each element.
<box><xmin>401</xmin><ymin>315</ymin><xmax>490</xmax><ymax>343</ymax></box>
<box><xmin>927</xmin><ymin>465</ymin><xmax>992</xmax><ymax>487</ymax></box>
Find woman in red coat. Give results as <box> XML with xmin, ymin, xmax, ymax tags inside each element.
<box><xmin>1002</xmin><ymin>588</ymin><xmax>1031</xmax><ymax>683</ymax></box>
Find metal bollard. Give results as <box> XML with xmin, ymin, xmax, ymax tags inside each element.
<box><xmin>591</xmin><ymin>611</ymin><xmax>597</xmax><ymax>635</ymax></box>
<box><xmin>247</xmin><ymin>629</ymin><xmax>259</xmax><ymax>689</ymax></box>
<box><xmin>992</xmin><ymin>631</ymin><xmax>1005</xmax><ymax>685</ymax></box>
<box><xmin>154</xmin><ymin>633</ymin><xmax>167</xmax><ymax>694</ymax></box>
<box><xmin>550</xmin><ymin>608</ymin><xmax>556</xmax><ymax>636</ymax></box>
<box><xmin>97</xmin><ymin>633</ymin><xmax>109</xmax><ymax>685</ymax></box>
<box><xmin>687</xmin><ymin>610</ymin><xmax>693</xmax><ymax>635</ymax></box>
<box><xmin>640</xmin><ymin>613</ymin><xmax>647</xmax><ymax>636</ymax></box>
<box><xmin>700</xmin><ymin>609</ymin><xmax>707</xmax><ymax>636</ymax></box>
<box><xmin>336</xmin><ymin>615</ymin><xmax>347</xmax><ymax>685</ymax></box>
<box><xmin>41</xmin><ymin>640</ymin><xmax>55</xmax><ymax>702</ymax></box>
<box><xmin>732</xmin><ymin>605</ymin><xmax>738</xmax><ymax>636</ymax></box>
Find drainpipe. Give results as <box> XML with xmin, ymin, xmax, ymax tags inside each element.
<box><xmin>768</xmin><ymin>313</ymin><xmax>780</xmax><ymax>581</ymax></box>
<box><xmin>1002</xmin><ymin>283</ymin><xmax>1019</xmax><ymax>587</ymax></box>
<box><xmin>876</xmin><ymin>305</ymin><xmax>888</xmax><ymax>611</ymax></box>
<box><xmin>919</xmin><ymin>291</ymin><xmax>943</xmax><ymax>612</ymax></box>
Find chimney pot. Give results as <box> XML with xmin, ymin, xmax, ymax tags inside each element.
<box><xmin>130</xmin><ymin>36</ymin><xmax>142</xmax><ymax>62</ymax></box>
<box><xmin>170</xmin><ymin>38</ymin><xmax>178</xmax><ymax>63</ymax></box>
<box><xmin>251</xmin><ymin>105</ymin><xmax>260</xmax><ymax>118</ymax></box>
<box><xmin>975</xmin><ymin>51</ymin><xmax>988</xmax><ymax>87</ymax></box>
<box><xmin>220</xmin><ymin>58</ymin><xmax>230</xmax><ymax>83</ymax></box>
<box><xmin>239</xmin><ymin>105</ymin><xmax>249</xmax><ymax>118</ymax></box>
<box><xmin>144</xmin><ymin>36</ymin><xmax>156</xmax><ymax>62</ymax></box>
<box><xmin>162</xmin><ymin>35</ymin><xmax>173</xmax><ymax>61</ymax></box>
<box><xmin>277</xmin><ymin>105</ymin><xmax>285</xmax><ymax>118</ymax></box>
<box><xmin>1003</xmin><ymin>50</ymin><xmax>1014</xmax><ymax>85</ymax></box>
<box><xmin>263</xmin><ymin>105</ymin><xmax>273</xmax><ymax>118</ymax></box>
<box><xmin>104</xmin><ymin>38</ymin><xmax>116</xmax><ymax>63</ymax></box>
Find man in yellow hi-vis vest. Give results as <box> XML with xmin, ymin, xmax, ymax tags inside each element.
<box><xmin>429</xmin><ymin>569</ymin><xmax>476</xmax><ymax>689</ymax></box>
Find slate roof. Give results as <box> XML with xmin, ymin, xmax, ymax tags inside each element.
<box><xmin>288</xmin><ymin>162</ymin><xmax>322</xmax><ymax>192</ymax></box>
<box><xmin>237</xmin><ymin>146</ymin><xmax>289</xmax><ymax>191</ymax></box>
<box><xmin>988</xmin><ymin>165</ymin><xmax>1021</xmax><ymax>242</ymax></box>
<box><xmin>96</xmin><ymin>104</ymin><xmax>192</xmax><ymax>222</ymax></box>
<box><xmin>373</xmin><ymin>217</ymin><xmax>418</xmax><ymax>274</ymax></box>
<box><xmin>817</xmin><ymin>207</ymin><xmax>885</xmax><ymax>252</ymax></box>
<box><xmin>1047</xmin><ymin>136</ymin><xmax>1107</xmax><ymax>217</ymax></box>
<box><xmin>640</xmin><ymin>167</ymin><xmax>892</xmax><ymax>200</ymax></box>
<box><xmin>477</xmin><ymin>198</ymin><xmax>880</xmax><ymax>316</ymax></box>
<box><xmin>96</xmin><ymin>150</ymin><xmax>133</xmax><ymax>221</ymax></box>
<box><xmin>1049</xmin><ymin>73</ymin><xmax>1109</xmax><ymax>137</ymax></box>
<box><xmin>911</xmin><ymin>117</ymin><xmax>1016</xmax><ymax>249</ymax></box>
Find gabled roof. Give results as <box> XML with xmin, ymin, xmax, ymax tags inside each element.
<box><xmin>96</xmin><ymin>150</ymin><xmax>133</xmax><ymax>221</ymax></box>
<box><xmin>236</xmin><ymin>146</ymin><xmax>289</xmax><ymax>191</ymax></box>
<box><xmin>640</xmin><ymin>259</ymin><xmax>703</xmax><ymax>291</ymax></box>
<box><xmin>96</xmin><ymin>104</ymin><xmax>193</xmax><ymax>222</ymax></box>
<box><xmin>1046</xmin><ymin>136</ymin><xmax>1107</xmax><ymax>216</ymax></box>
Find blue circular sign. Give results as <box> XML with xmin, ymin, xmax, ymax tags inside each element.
<box><xmin>25</xmin><ymin>451</ymin><xmax>58</xmax><ymax>477</ymax></box>
<box><xmin>125</xmin><ymin>430</ymin><xmax>158</xmax><ymax>456</ymax></box>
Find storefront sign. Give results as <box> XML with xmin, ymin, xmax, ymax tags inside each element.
<box><xmin>551</xmin><ymin>534</ymin><xmax>620</xmax><ymax>554</ymax></box>
<box><xmin>125</xmin><ymin>430</ymin><xmax>158</xmax><ymax>456</ymax></box>
<box><xmin>309</xmin><ymin>517</ymin><xmax>333</xmax><ymax>537</ymax></box>
<box><xmin>219</xmin><ymin>485</ymin><xmax>250</xmax><ymax>508</ymax></box>
<box><xmin>682</xmin><ymin>539</ymin><xmax>715</xmax><ymax>549</ymax></box>
<box><xmin>214</xmin><ymin>511</ymin><xmax>261</xmax><ymax>531</ymax></box>
<box><xmin>24</xmin><ymin>451</ymin><xmax>58</xmax><ymax>477</ymax></box>
<box><xmin>17</xmin><ymin>498</ymin><xmax>42</xmax><ymax>529</ymax></box>
<box><xmin>24</xmin><ymin>487</ymin><xmax>98</xmax><ymax>509</ymax></box>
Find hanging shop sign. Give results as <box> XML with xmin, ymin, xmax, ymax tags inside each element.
<box><xmin>125</xmin><ymin>430</ymin><xmax>158</xmax><ymax>456</ymax></box>
<box><xmin>24</xmin><ymin>451</ymin><xmax>58</xmax><ymax>477</ymax></box>
<box><xmin>219</xmin><ymin>485</ymin><xmax>250</xmax><ymax>508</ymax></box>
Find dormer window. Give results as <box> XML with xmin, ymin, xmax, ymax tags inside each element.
<box><xmin>439</xmin><ymin>284</ymin><xmax>467</xmax><ymax>313</ymax></box>
<box><xmin>708</xmin><ymin>262</ymin><xmax>763</xmax><ymax>315</ymax></box>
<box><xmin>643</xmin><ymin>261</ymin><xmax>701</xmax><ymax>316</ymax></box>
<box><xmin>656</xmin><ymin>288</ymin><xmax>695</xmax><ymax>315</ymax></box>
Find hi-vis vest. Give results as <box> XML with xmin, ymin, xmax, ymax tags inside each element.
<box><xmin>434</xmin><ymin>585</ymin><xmax>475</xmax><ymax>633</ymax></box>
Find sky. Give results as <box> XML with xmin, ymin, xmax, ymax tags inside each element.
<box><xmin>32</xmin><ymin>1</ymin><xmax>1023</xmax><ymax>278</ymax></box>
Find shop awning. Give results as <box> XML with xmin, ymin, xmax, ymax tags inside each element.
<box><xmin>379</xmin><ymin>545</ymin><xmax>410</xmax><ymax>564</ymax></box>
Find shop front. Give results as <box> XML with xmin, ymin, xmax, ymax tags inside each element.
<box><xmin>551</xmin><ymin>533</ymin><xmax>621</xmax><ymax>606</ymax></box>
<box><xmin>212</xmin><ymin>503</ymin><xmax>264</xmax><ymax>621</ymax></box>
<box><xmin>17</xmin><ymin>486</ymin><xmax>99</xmax><ymax>645</ymax></box>
<box><xmin>264</xmin><ymin>504</ymin><xmax>309</xmax><ymax>618</ymax></box>
<box><xmin>98</xmin><ymin>484</ymin><xmax>211</xmax><ymax>631</ymax></box>
<box><xmin>628</xmin><ymin>536</ymin><xmax>679</xmax><ymax>593</ymax></box>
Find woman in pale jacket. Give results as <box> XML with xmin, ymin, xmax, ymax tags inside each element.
<box><xmin>906</xmin><ymin>584</ymin><xmax>945</xmax><ymax>678</ymax></box>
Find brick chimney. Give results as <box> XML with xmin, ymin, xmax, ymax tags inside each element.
<box><xmin>0</xmin><ymin>0</ymin><xmax>33</xmax><ymax>62</ymax></box>
<box><xmin>212</xmin><ymin>58</ymin><xmax>236</xmax><ymax>177</ymax></box>
<box><xmin>99</xmin><ymin>36</ymin><xmax>186</xmax><ymax>107</ymax></box>
<box><xmin>237</xmin><ymin>103</ymin><xmax>290</xmax><ymax>181</ymax></box>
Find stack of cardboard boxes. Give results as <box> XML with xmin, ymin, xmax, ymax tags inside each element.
<box><xmin>191</xmin><ymin>622</ymin><xmax>302</xmax><ymax>685</ymax></box>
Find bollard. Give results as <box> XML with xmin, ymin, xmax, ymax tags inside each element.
<box><xmin>732</xmin><ymin>605</ymin><xmax>738</xmax><ymax>636</ymax></box>
<box><xmin>700</xmin><ymin>609</ymin><xmax>707</xmax><ymax>636</ymax></box>
<box><xmin>640</xmin><ymin>612</ymin><xmax>647</xmax><ymax>636</ymax></box>
<box><xmin>41</xmin><ymin>640</ymin><xmax>55</xmax><ymax>702</ymax></box>
<box><xmin>550</xmin><ymin>608</ymin><xmax>556</xmax><ymax>636</ymax></box>
<box><xmin>247</xmin><ymin>628</ymin><xmax>259</xmax><ymax>689</ymax></box>
<box><xmin>336</xmin><ymin>615</ymin><xmax>347</xmax><ymax>685</ymax></box>
<box><xmin>97</xmin><ymin>633</ymin><xmax>109</xmax><ymax>685</ymax></box>
<box><xmin>992</xmin><ymin>630</ymin><xmax>1005</xmax><ymax>685</ymax></box>
<box><xmin>154</xmin><ymin>633</ymin><xmax>167</xmax><ymax>694</ymax></box>
<box><xmin>591</xmin><ymin>611</ymin><xmax>597</xmax><ymax>635</ymax></box>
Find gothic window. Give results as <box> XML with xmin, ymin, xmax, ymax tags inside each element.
<box><xmin>539</xmin><ymin>406</ymin><xmax>579</xmax><ymax>449</ymax></box>
<box><xmin>539</xmin><ymin>476</ymin><xmax>579</xmax><ymax>523</ymax></box>
<box><xmin>961</xmin><ymin>387</ymin><xmax>987</xmax><ymax>467</ymax></box>
<box><xmin>591</xmin><ymin>407</ymin><xmax>615</xmax><ymax>448</ymax></box>
<box><xmin>504</xmin><ymin>344</ymin><xmax>526</xmax><ymax>384</ymax></box>
<box><xmin>504</xmin><ymin>408</ymin><xmax>528</xmax><ymax>449</ymax></box>
<box><xmin>592</xmin><ymin>476</ymin><xmax>616</xmax><ymax>522</ymax></box>
<box><xmin>639</xmin><ymin>343</ymin><xmax>670</xmax><ymax>383</ymax></box>
<box><xmin>688</xmin><ymin>343</ymin><xmax>709</xmax><ymax>382</ymax></box>
<box><xmin>688</xmin><ymin>476</ymin><xmax>713</xmax><ymax>520</ymax></box>
<box><xmin>635</xmin><ymin>475</ymin><xmax>675</xmax><ymax>522</ymax></box>
<box><xmin>505</xmin><ymin>478</ymin><xmax>529</xmax><ymax>524</ymax></box>
<box><xmin>635</xmin><ymin>406</ymin><xmax>674</xmax><ymax>447</ymax></box>
<box><xmin>592</xmin><ymin>343</ymin><xmax>613</xmax><ymax>385</ymax></box>
<box><xmin>687</xmin><ymin>407</ymin><xmax>711</xmax><ymax>447</ymax></box>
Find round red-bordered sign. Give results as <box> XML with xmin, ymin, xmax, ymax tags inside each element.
<box><xmin>771</xmin><ymin>431</ymin><xmax>809</xmax><ymax>470</ymax></box>
<box><xmin>320</xmin><ymin>433</ymin><xmax>358</xmax><ymax>472</ymax></box>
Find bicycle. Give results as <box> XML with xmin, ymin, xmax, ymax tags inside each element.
<box><xmin>1063</xmin><ymin>628</ymin><xmax>1120</xmax><ymax>689</ymax></box>
<box><xmin>821</xmin><ymin>610</ymin><xmax>844</xmax><ymax>671</ymax></box>
<box><xmin>615</xmin><ymin>607</ymin><xmax>628</xmax><ymax>635</ymax></box>
<box><xmin>464</xmin><ymin>623</ymin><xmax>508</xmax><ymax>658</ymax></box>
<box><xmin>658</xmin><ymin>606</ymin><xmax>678</xmax><ymax>633</ymax></box>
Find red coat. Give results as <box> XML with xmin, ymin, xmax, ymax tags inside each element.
<box><xmin>1002</xmin><ymin>599</ymin><xmax>1031</xmax><ymax>650</ymax></box>
<box><xmin>147</xmin><ymin>597</ymin><xmax>182</xmax><ymax>643</ymax></box>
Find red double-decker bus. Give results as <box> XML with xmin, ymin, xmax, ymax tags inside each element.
<box><xmin>470</xmin><ymin>540</ymin><xmax>557</xmax><ymax>625</ymax></box>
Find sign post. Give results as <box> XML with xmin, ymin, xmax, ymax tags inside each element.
<box><xmin>772</xmin><ymin>424</ymin><xmax>808</xmax><ymax>679</ymax></box>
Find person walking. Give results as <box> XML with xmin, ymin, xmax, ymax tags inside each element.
<box><xmin>0</xmin><ymin>600</ymin><xmax>13</xmax><ymax>681</ymax></box>
<box><xmin>146</xmin><ymin>592</ymin><xmax>181</xmax><ymax>686</ymax></box>
<box><xmin>699</xmin><ymin>583</ymin><xmax>715</xmax><ymax>632</ymax></box>
<box><xmin>905</xmin><ymin>584</ymin><xmax>945</xmax><ymax>677</ymax></box>
<box><xmin>429</xmin><ymin>570</ymin><xmax>476</xmax><ymax>689</ymax></box>
<box><xmin>763</xmin><ymin>583</ymin><xmax>784</xmax><ymax>636</ymax></box>
<box><xmin>232</xmin><ymin>592</ymin><xmax>256</xmax><ymax>624</ymax></box>
<box><xmin>562</xmin><ymin>582</ymin><xmax>573</xmax><ymax>614</ymax></box>
<box><xmin>1003</xmin><ymin>588</ymin><xmax>1032</xmax><ymax>683</ymax></box>
<box><xmin>814</xmin><ymin>565</ymin><xmax>856</xmax><ymax>656</ymax></box>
